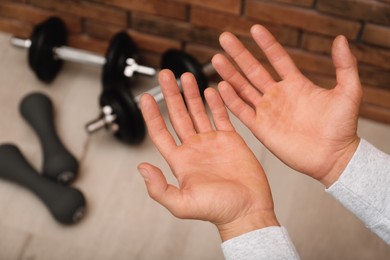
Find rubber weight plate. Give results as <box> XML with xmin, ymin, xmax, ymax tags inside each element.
<box><xmin>102</xmin><ymin>32</ymin><xmax>138</xmax><ymax>92</ymax></box>
<box><xmin>161</xmin><ymin>50</ymin><xmax>208</xmax><ymax>97</ymax></box>
<box><xmin>28</xmin><ymin>17</ymin><xmax>67</xmax><ymax>83</ymax></box>
<box><xmin>99</xmin><ymin>89</ymin><xmax>145</xmax><ymax>144</ymax></box>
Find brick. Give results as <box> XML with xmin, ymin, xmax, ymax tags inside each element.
<box><xmin>167</xmin><ymin>0</ymin><xmax>241</xmax><ymax>15</ymax></box>
<box><xmin>132</xmin><ymin>12</ymin><xmax>220</xmax><ymax>47</ymax></box>
<box><xmin>358</xmin><ymin>64</ymin><xmax>390</xmax><ymax>90</ymax></box>
<box><xmin>85</xmin><ymin>20</ymin><xmax>123</xmax><ymax>41</ymax></box>
<box><xmin>317</xmin><ymin>0</ymin><xmax>390</xmax><ymax>25</ymax></box>
<box><xmin>352</xmin><ymin>46</ymin><xmax>390</xmax><ymax>71</ymax></box>
<box><xmin>30</xmin><ymin>0</ymin><xmax>127</xmax><ymax>26</ymax></box>
<box><xmin>86</xmin><ymin>19</ymin><xmax>181</xmax><ymax>54</ymax></box>
<box><xmin>187</xmin><ymin>27</ymin><xmax>221</xmax><ymax>47</ymax></box>
<box><xmin>288</xmin><ymin>48</ymin><xmax>336</xmax><ymax>77</ymax></box>
<box><xmin>270</xmin><ymin>0</ymin><xmax>314</xmax><ymax>7</ymax></box>
<box><xmin>301</xmin><ymin>33</ymin><xmax>333</xmax><ymax>54</ymax></box>
<box><xmin>92</xmin><ymin>0</ymin><xmax>187</xmax><ymax>20</ymax></box>
<box><xmin>132</xmin><ymin>12</ymin><xmax>192</xmax><ymax>42</ymax></box>
<box><xmin>127</xmin><ymin>29</ymin><xmax>181</xmax><ymax>54</ymax></box>
<box><xmin>0</xmin><ymin>16</ymin><xmax>32</xmax><ymax>37</ymax></box>
<box><xmin>245</xmin><ymin>0</ymin><xmax>361</xmax><ymax>39</ymax></box>
<box><xmin>0</xmin><ymin>2</ymin><xmax>82</xmax><ymax>33</ymax></box>
<box><xmin>191</xmin><ymin>8</ymin><xmax>252</xmax><ymax>36</ymax></box>
<box><xmin>0</xmin><ymin>2</ymin><xmax>48</xmax><ymax>23</ymax></box>
<box><xmin>302</xmin><ymin>33</ymin><xmax>390</xmax><ymax>70</ymax></box>
<box><xmin>362</xmin><ymin>23</ymin><xmax>390</xmax><ymax>49</ymax></box>
<box><xmin>68</xmin><ymin>34</ymin><xmax>108</xmax><ymax>55</ymax></box>
<box><xmin>191</xmin><ymin>7</ymin><xmax>299</xmax><ymax>47</ymax></box>
<box><xmin>360</xmin><ymin>103</ymin><xmax>390</xmax><ymax>124</ymax></box>
<box><xmin>363</xmin><ymin>86</ymin><xmax>390</xmax><ymax>109</ymax></box>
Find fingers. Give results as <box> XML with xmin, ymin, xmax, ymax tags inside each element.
<box><xmin>218</xmin><ymin>81</ymin><xmax>257</xmax><ymax>129</ymax></box>
<box><xmin>140</xmin><ymin>93</ymin><xmax>177</xmax><ymax>156</ymax></box>
<box><xmin>212</xmin><ymin>53</ymin><xmax>263</xmax><ymax>107</ymax></box>
<box><xmin>331</xmin><ymin>35</ymin><xmax>363</xmax><ymax>100</ymax></box>
<box><xmin>181</xmin><ymin>73</ymin><xmax>213</xmax><ymax>133</ymax></box>
<box><xmin>204</xmin><ymin>88</ymin><xmax>235</xmax><ymax>131</ymax></box>
<box><xmin>159</xmin><ymin>70</ymin><xmax>196</xmax><ymax>142</ymax></box>
<box><xmin>217</xmin><ymin>32</ymin><xmax>275</xmax><ymax>93</ymax></box>
<box><xmin>138</xmin><ymin>163</ymin><xmax>185</xmax><ymax>217</ymax></box>
<box><xmin>250</xmin><ymin>24</ymin><xmax>301</xmax><ymax>79</ymax></box>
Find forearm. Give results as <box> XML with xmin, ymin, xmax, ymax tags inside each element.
<box><xmin>326</xmin><ymin>139</ymin><xmax>390</xmax><ymax>244</ymax></box>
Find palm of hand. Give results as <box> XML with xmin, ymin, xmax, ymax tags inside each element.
<box><xmin>214</xmin><ymin>26</ymin><xmax>362</xmax><ymax>185</ymax></box>
<box><xmin>253</xmin><ymin>77</ymin><xmax>360</xmax><ymax>181</ymax></box>
<box><xmin>168</xmin><ymin>131</ymin><xmax>273</xmax><ymax>225</ymax></box>
<box><xmin>139</xmin><ymin>70</ymin><xmax>276</xmax><ymax>237</ymax></box>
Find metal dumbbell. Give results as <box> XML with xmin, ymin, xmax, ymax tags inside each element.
<box><xmin>10</xmin><ymin>16</ymin><xmax>156</xmax><ymax>88</ymax></box>
<box><xmin>20</xmin><ymin>92</ymin><xmax>78</xmax><ymax>184</ymax></box>
<box><xmin>0</xmin><ymin>144</ymin><xmax>86</xmax><ymax>224</ymax></box>
<box><xmin>85</xmin><ymin>49</ymin><xmax>215</xmax><ymax>144</ymax></box>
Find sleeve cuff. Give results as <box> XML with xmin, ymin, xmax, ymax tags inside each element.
<box><xmin>326</xmin><ymin>139</ymin><xmax>390</xmax><ymax>244</ymax></box>
<box><xmin>221</xmin><ymin>226</ymin><xmax>300</xmax><ymax>260</ymax></box>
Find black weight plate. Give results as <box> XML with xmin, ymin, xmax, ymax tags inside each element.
<box><xmin>102</xmin><ymin>32</ymin><xmax>138</xmax><ymax>92</ymax></box>
<box><xmin>161</xmin><ymin>50</ymin><xmax>208</xmax><ymax>97</ymax></box>
<box><xmin>99</xmin><ymin>88</ymin><xmax>145</xmax><ymax>144</ymax></box>
<box><xmin>28</xmin><ymin>17</ymin><xmax>67</xmax><ymax>83</ymax></box>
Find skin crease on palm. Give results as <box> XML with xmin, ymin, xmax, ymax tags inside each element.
<box><xmin>137</xmin><ymin>24</ymin><xmax>363</xmax><ymax>242</ymax></box>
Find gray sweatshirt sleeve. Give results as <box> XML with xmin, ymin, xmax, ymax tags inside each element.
<box><xmin>221</xmin><ymin>139</ymin><xmax>390</xmax><ymax>259</ymax></box>
<box><xmin>221</xmin><ymin>226</ymin><xmax>300</xmax><ymax>259</ymax></box>
<box><xmin>326</xmin><ymin>138</ymin><xmax>390</xmax><ymax>244</ymax></box>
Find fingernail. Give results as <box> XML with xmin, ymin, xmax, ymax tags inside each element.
<box><xmin>139</xmin><ymin>168</ymin><xmax>150</xmax><ymax>182</ymax></box>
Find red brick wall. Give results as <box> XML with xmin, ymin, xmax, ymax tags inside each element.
<box><xmin>0</xmin><ymin>0</ymin><xmax>389</xmax><ymax>123</ymax></box>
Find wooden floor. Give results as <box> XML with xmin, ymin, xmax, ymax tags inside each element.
<box><xmin>0</xmin><ymin>32</ymin><xmax>389</xmax><ymax>259</ymax></box>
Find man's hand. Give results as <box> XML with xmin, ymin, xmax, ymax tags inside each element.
<box><xmin>212</xmin><ymin>25</ymin><xmax>363</xmax><ymax>187</ymax></box>
<box><xmin>138</xmin><ymin>70</ymin><xmax>279</xmax><ymax>241</ymax></box>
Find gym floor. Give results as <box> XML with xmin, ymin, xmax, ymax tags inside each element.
<box><xmin>0</xmin><ymin>31</ymin><xmax>389</xmax><ymax>260</ymax></box>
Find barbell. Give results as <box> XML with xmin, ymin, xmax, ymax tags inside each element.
<box><xmin>11</xmin><ymin>16</ymin><xmax>156</xmax><ymax>89</ymax></box>
<box><xmin>85</xmin><ymin>49</ymin><xmax>215</xmax><ymax>144</ymax></box>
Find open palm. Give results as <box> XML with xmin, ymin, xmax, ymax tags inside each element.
<box><xmin>212</xmin><ymin>25</ymin><xmax>362</xmax><ymax>186</ymax></box>
<box><xmin>138</xmin><ymin>70</ymin><xmax>278</xmax><ymax>241</ymax></box>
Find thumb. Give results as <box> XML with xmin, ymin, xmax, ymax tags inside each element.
<box><xmin>137</xmin><ymin>163</ymin><xmax>184</xmax><ymax>216</ymax></box>
<box><xmin>332</xmin><ymin>35</ymin><xmax>362</xmax><ymax>99</ymax></box>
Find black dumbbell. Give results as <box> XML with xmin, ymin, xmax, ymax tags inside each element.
<box><xmin>10</xmin><ymin>16</ymin><xmax>156</xmax><ymax>87</ymax></box>
<box><xmin>85</xmin><ymin>49</ymin><xmax>215</xmax><ymax>144</ymax></box>
<box><xmin>0</xmin><ymin>144</ymin><xmax>86</xmax><ymax>224</ymax></box>
<box><xmin>20</xmin><ymin>92</ymin><xmax>78</xmax><ymax>184</ymax></box>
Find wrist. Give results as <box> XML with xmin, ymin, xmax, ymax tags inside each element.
<box><xmin>319</xmin><ymin>137</ymin><xmax>360</xmax><ymax>188</ymax></box>
<box><xmin>216</xmin><ymin>210</ymin><xmax>280</xmax><ymax>242</ymax></box>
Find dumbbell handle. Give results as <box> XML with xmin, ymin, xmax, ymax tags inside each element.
<box><xmin>0</xmin><ymin>144</ymin><xmax>86</xmax><ymax>224</ymax></box>
<box><xmin>85</xmin><ymin>62</ymin><xmax>215</xmax><ymax>134</ymax></box>
<box><xmin>10</xmin><ymin>37</ymin><xmax>156</xmax><ymax>76</ymax></box>
<box><xmin>20</xmin><ymin>92</ymin><xmax>79</xmax><ymax>184</ymax></box>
